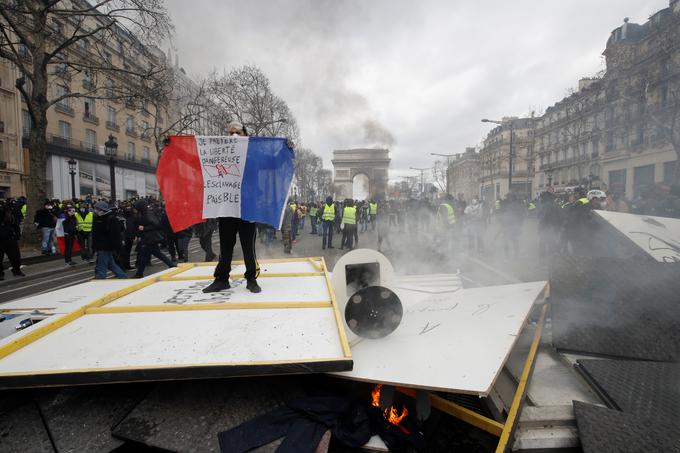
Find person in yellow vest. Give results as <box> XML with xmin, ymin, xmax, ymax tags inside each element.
<box><xmin>309</xmin><ymin>203</ymin><xmax>319</xmax><ymax>235</ymax></box>
<box><xmin>75</xmin><ymin>203</ymin><xmax>94</xmax><ymax>263</ymax></box>
<box><xmin>437</xmin><ymin>199</ymin><xmax>456</xmax><ymax>229</ymax></box>
<box><xmin>369</xmin><ymin>199</ymin><xmax>378</xmax><ymax>231</ymax></box>
<box><xmin>340</xmin><ymin>199</ymin><xmax>357</xmax><ymax>250</ymax></box>
<box><xmin>321</xmin><ymin>196</ymin><xmax>335</xmax><ymax>249</ymax></box>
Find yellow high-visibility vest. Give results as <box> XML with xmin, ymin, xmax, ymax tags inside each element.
<box><xmin>289</xmin><ymin>203</ymin><xmax>297</xmax><ymax>212</ymax></box>
<box><xmin>309</xmin><ymin>207</ymin><xmax>318</xmax><ymax>217</ymax></box>
<box><xmin>369</xmin><ymin>202</ymin><xmax>377</xmax><ymax>215</ymax></box>
<box><xmin>439</xmin><ymin>203</ymin><xmax>456</xmax><ymax>225</ymax></box>
<box><xmin>342</xmin><ymin>206</ymin><xmax>356</xmax><ymax>225</ymax></box>
<box><xmin>21</xmin><ymin>204</ymin><xmax>26</xmax><ymax>218</ymax></box>
<box><xmin>578</xmin><ymin>198</ymin><xmax>589</xmax><ymax>205</ymax></box>
<box><xmin>528</xmin><ymin>202</ymin><xmax>536</xmax><ymax>211</ymax></box>
<box><xmin>75</xmin><ymin>211</ymin><xmax>94</xmax><ymax>232</ymax></box>
<box><xmin>322</xmin><ymin>203</ymin><xmax>335</xmax><ymax>221</ymax></box>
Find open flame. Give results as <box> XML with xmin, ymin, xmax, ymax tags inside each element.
<box><xmin>371</xmin><ymin>384</ymin><xmax>410</xmax><ymax>432</ymax></box>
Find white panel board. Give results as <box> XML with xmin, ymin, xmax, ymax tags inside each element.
<box><xmin>173</xmin><ymin>260</ymin><xmax>319</xmax><ymax>278</ymax></box>
<box><xmin>0</xmin><ymin>308</ymin><xmax>344</xmax><ymax>373</ymax></box>
<box><xmin>594</xmin><ymin>210</ymin><xmax>680</xmax><ymax>262</ymax></box>
<box><xmin>0</xmin><ymin>267</ymin><xmax>185</xmax><ymax>314</ymax></box>
<box><xmin>105</xmin><ymin>276</ymin><xmax>330</xmax><ymax>307</ymax></box>
<box><xmin>333</xmin><ymin>281</ymin><xmax>547</xmax><ymax>395</ymax></box>
<box><xmin>0</xmin><ymin>281</ymin><xmax>139</xmax><ymax>314</ymax></box>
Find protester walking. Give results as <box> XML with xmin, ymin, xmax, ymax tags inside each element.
<box><xmin>92</xmin><ymin>201</ymin><xmax>127</xmax><ymax>279</ymax></box>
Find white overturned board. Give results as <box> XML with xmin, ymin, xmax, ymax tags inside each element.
<box><xmin>0</xmin><ymin>267</ymin><xmax>184</xmax><ymax>314</ymax></box>
<box><xmin>333</xmin><ymin>281</ymin><xmax>547</xmax><ymax>395</ymax></box>
<box><xmin>594</xmin><ymin>210</ymin><xmax>680</xmax><ymax>262</ymax></box>
<box><xmin>173</xmin><ymin>260</ymin><xmax>321</xmax><ymax>278</ymax></box>
<box><xmin>0</xmin><ymin>308</ymin><xmax>343</xmax><ymax>373</ymax></box>
<box><xmin>0</xmin><ymin>258</ymin><xmax>351</xmax><ymax>388</ymax></box>
<box><xmin>105</xmin><ymin>276</ymin><xmax>330</xmax><ymax>307</ymax></box>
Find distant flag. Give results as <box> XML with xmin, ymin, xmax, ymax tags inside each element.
<box><xmin>54</xmin><ymin>218</ymin><xmax>81</xmax><ymax>256</ymax></box>
<box><xmin>157</xmin><ymin>135</ymin><xmax>295</xmax><ymax>232</ymax></box>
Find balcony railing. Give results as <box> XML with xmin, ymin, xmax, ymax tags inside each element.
<box><xmin>83</xmin><ymin>113</ymin><xmax>99</xmax><ymax>125</ymax></box>
<box><xmin>106</xmin><ymin>121</ymin><xmax>120</xmax><ymax>132</ymax></box>
<box><xmin>46</xmin><ymin>133</ymin><xmax>152</xmax><ymax>166</ymax></box>
<box><xmin>55</xmin><ymin>103</ymin><xmax>74</xmax><ymax>116</ymax></box>
<box><xmin>125</xmin><ymin>128</ymin><xmax>138</xmax><ymax>138</ymax></box>
<box><xmin>82</xmin><ymin>80</ymin><xmax>95</xmax><ymax>90</ymax></box>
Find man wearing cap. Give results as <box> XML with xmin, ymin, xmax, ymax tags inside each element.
<box><xmin>203</xmin><ymin>121</ymin><xmax>261</xmax><ymax>294</ymax></box>
<box><xmin>92</xmin><ymin>201</ymin><xmax>127</xmax><ymax>279</ymax></box>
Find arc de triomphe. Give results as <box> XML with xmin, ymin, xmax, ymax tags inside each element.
<box><xmin>332</xmin><ymin>148</ymin><xmax>390</xmax><ymax>200</ymax></box>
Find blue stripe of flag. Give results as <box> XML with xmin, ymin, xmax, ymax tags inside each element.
<box><xmin>240</xmin><ymin>137</ymin><xmax>295</xmax><ymax>229</ymax></box>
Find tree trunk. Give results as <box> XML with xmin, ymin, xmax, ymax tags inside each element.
<box><xmin>22</xmin><ymin>43</ymin><xmax>50</xmax><ymax>249</ymax></box>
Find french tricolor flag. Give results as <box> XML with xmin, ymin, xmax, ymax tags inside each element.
<box><xmin>157</xmin><ymin>135</ymin><xmax>295</xmax><ymax>232</ymax></box>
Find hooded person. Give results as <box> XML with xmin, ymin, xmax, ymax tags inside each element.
<box><xmin>203</xmin><ymin>120</ymin><xmax>261</xmax><ymax>294</ymax></box>
<box><xmin>92</xmin><ymin>201</ymin><xmax>127</xmax><ymax>279</ymax></box>
<box><xmin>132</xmin><ymin>199</ymin><xmax>176</xmax><ymax>278</ymax></box>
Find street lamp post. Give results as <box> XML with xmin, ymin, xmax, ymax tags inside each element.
<box><xmin>104</xmin><ymin>134</ymin><xmax>118</xmax><ymax>203</ymax></box>
<box><xmin>482</xmin><ymin>118</ymin><xmax>514</xmax><ymax>196</ymax></box>
<box><xmin>67</xmin><ymin>158</ymin><xmax>77</xmax><ymax>200</ymax></box>
<box><xmin>409</xmin><ymin>167</ymin><xmax>430</xmax><ymax>196</ymax></box>
<box><xmin>430</xmin><ymin>153</ymin><xmax>455</xmax><ymax>195</ymax></box>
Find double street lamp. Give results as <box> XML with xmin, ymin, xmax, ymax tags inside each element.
<box><xmin>482</xmin><ymin>118</ymin><xmax>514</xmax><ymax>196</ymax></box>
<box><xmin>67</xmin><ymin>158</ymin><xmax>77</xmax><ymax>200</ymax></box>
<box><xmin>104</xmin><ymin>134</ymin><xmax>118</xmax><ymax>203</ymax></box>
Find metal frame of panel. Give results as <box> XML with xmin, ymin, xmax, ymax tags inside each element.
<box><xmin>0</xmin><ymin>257</ymin><xmax>351</xmax><ymax>388</ymax></box>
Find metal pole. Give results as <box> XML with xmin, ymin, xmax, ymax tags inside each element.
<box><xmin>109</xmin><ymin>156</ymin><xmax>117</xmax><ymax>203</ymax></box>
<box><xmin>70</xmin><ymin>170</ymin><xmax>76</xmax><ymax>199</ymax></box>
<box><xmin>508</xmin><ymin>122</ymin><xmax>514</xmax><ymax>196</ymax></box>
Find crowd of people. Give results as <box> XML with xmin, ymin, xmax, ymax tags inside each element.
<box><xmin>0</xmin><ymin>182</ymin><xmax>677</xmax><ymax>280</ymax></box>
<box><xmin>0</xmin><ymin>195</ymin><xmax>219</xmax><ymax>280</ymax></box>
<box><xmin>273</xmin><ymin>183</ymin><xmax>680</xmax><ymax>262</ymax></box>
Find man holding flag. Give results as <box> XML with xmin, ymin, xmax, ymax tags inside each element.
<box><xmin>156</xmin><ymin>121</ymin><xmax>295</xmax><ymax>295</ymax></box>
<box><xmin>204</xmin><ymin>122</ymin><xmax>260</xmax><ymax>293</ymax></box>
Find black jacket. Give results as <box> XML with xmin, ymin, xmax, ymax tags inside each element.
<box><xmin>137</xmin><ymin>208</ymin><xmax>165</xmax><ymax>245</ymax></box>
<box><xmin>34</xmin><ymin>208</ymin><xmax>57</xmax><ymax>229</ymax></box>
<box><xmin>63</xmin><ymin>215</ymin><xmax>77</xmax><ymax>236</ymax></box>
<box><xmin>92</xmin><ymin>212</ymin><xmax>123</xmax><ymax>251</ymax></box>
<box><xmin>0</xmin><ymin>206</ymin><xmax>21</xmax><ymax>241</ymax></box>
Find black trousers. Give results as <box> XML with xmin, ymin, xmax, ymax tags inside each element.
<box><xmin>64</xmin><ymin>235</ymin><xmax>75</xmax><ymax>262</ymax></box>
<box><xmin>199</xmin><ymin>231</ymin><xmax>215</xmax><ymax>261</ymax></box>
<box><xmin>0</xmin><ymin>239</ymin><xmax>21</xmax><ymax>275</ymax></box>
<box><xmin>214</xmin><ymin>217</ymin><xmax>258</xmax><ymax>281</ymax></box>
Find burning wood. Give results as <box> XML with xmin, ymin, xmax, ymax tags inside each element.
<box><xmin>371</xmin><ymin>384</ymin><xmax>410</xmax><ymax>434</ymax></box>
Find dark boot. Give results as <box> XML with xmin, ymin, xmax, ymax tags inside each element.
<box><xmin>246</xmin><ymin>279</ymin><xmax>261</xmax><ymax>293</ymax></box>
<box><xmin>203</xmin><ymin>279</ymin><xmax>230</xmax><ymax>293</ymax></box>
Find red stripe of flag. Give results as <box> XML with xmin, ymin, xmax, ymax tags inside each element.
<box><xmin>156</xmin><ymin>136</ymin><xmax>204</xmax><ymax>232</ymax></box>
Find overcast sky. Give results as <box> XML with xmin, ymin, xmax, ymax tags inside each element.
<box><xmin>164</xmin><ymin>0</ymin><xmax>667</xmax><ymax>180</ymax></box>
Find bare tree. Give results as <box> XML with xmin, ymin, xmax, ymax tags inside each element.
<box><xmin>293</xmin><ymin>148</ymin><xmax>325</xmax><ymax>201</ymax></box>
<box><xmin>208</xmin><ymin>65</ymin><xmax>299</xmax><ymax>144</ymax></box>
<box><xmin>0</xmin><ymin>0</ymin><xmax>171</xmax><ymax>241</ymax></box>
<box><xmin>431</xmin><ymin>160</ymin><xmax>447</xmax><ymax>193</ymax></box>
<box><xmin>133</xmin><ymin>64</ymin><xmax>222</xmax><ymax>163</ymax></box>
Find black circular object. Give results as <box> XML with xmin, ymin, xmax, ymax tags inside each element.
<box><xmin>344</xmin><ymin>286</ymin><xmax>403</xmax><ymax>339</ymax></box>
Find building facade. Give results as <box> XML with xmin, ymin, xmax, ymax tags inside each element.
<box><xmin>0</xmin><ymin>59</ymin><xmax>25</xmax><ymax>198</ymax></box>
<box><xmin>447</xmin><ymin>147</ymin><xmax>481</xmax><ymax>201</ymax></box>
<box><xmin>1</xmin><ymin>8</ymin><xmax>215</xmax><ymax>201</ymax></box>
<box><xmin>479</xmin><ymin>117</ymin><xmax>535</xmax><ymax>201</ymax></box>
<box><xmin>533</xmin><ymin>78</ymin><xmax>605</xmax><ymax>194</ymax></box>
<box><xmin>532</xmin><ymin>2</ymin><xmax>680</xmax><ymax>198</ymax></box>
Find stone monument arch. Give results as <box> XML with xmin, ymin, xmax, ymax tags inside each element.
<box><xmin>332</xmin><ymin>148</ymin><xmax>390</xmax><ymax>200</ymax></box>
